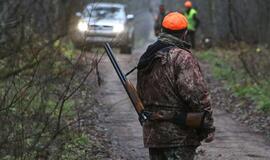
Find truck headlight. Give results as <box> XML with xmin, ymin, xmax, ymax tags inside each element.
<box><xmin>77</xmin><ymin>21</ymin><xmax>88</xmax><ymax>32</ymax></box>
<box><xmin>113</xmin><ymin>24</ymin><xmax>124</xmax><ymax>33</ymax></box>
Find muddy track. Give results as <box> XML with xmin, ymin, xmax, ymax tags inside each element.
<box><xmin>195</xmin><ymin>62</ymin><xmax>270</xmax><ymax>160</ymax></box>
<box><xmin>95</xmin><ymin>10</ymin><xmax>270</xmax><ymax>160</ymax></box>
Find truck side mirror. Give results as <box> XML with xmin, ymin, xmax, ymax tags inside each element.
<box><xmin>127</xmin><ymin>14</ymin><xmax>134</xmax><ymax>20</ymax></box>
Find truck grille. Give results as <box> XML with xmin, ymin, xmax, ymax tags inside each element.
<box><xmin>89</xmin><ymin>25</ymin><xmax>113</xmax><ymax>31</ymax></box>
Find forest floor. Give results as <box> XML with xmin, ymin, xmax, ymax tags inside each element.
<box><xmin>91</xmin><ymin>10</ymin><xmax>270</xmax><ymax>160</ymax></box>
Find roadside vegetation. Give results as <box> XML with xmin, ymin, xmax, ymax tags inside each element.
<box><xmin>197</xmin><ymin>45</ymin><xmax>270</xmax><ymax>112</ymax></box>
<box><xmin>0</xmin><ymin>0</ymin><xmax>109</xmax><ymax>159</ymax></box>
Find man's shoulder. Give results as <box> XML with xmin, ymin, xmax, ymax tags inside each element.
<box><xmin>169</xmin><ymin>47</ymin><xmax>193</xmax><ymax>60</ymax></box>
<box><xmin>168</xmin><ymin>47</ymin><xmax>199</xmax><ymax>68</ymax></box>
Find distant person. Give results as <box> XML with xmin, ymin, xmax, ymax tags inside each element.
<box><xmin>137</xmin><ymin>12</ymin><xmax>215</xmax><ymax>160</ymax></box>
<box><xmin>154</xmin><ymin>4</ymin><xmax>166</xmax><ymax>36</ymax></box>
<box><xmin>184</xmin><ymin>1</ymin><xmax>200</xmax><ymax>49</ymax></box>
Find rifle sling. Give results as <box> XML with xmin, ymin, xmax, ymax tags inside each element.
<box><xmin>149</xmin><ymin>111</ymin><xmax>205</xmax><ymax>129</ymax></box>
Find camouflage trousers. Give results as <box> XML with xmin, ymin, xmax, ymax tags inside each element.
<box><xmin>149</xmin><ymin>146</ymin><xmax>197</xmax><ymax>160</ymax></box>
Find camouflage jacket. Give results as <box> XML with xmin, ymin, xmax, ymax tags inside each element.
<box><xmin>137</xmin><ymin>33</ymin><xmax>214</xmax><ymax>148</ymax></box>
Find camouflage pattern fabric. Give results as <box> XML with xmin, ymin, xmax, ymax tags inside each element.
<box><xmin>137</xmin><ymin>33</ymin><xmax>215</xmax><ymax>148</ymax></box>
<box><xmin>149</xmin><ymin>146</ymin><xmax>197</xmax><ymax>160</ymax></box>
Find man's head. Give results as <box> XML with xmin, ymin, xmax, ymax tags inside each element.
<box><xmin>161</xmin><ymin>12</ymin><xmax>188</xmax><ymax>40</ymax></box>
<box><xmin>184</xmin><ymin>1</ymin><xmax>192</xmax><ymax>9</ymax></box>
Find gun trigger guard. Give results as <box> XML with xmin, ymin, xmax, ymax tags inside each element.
<box><xmin>139</xmin><ymin>111</ymin><xmax>152</xmax><ymax>126</ymax></box>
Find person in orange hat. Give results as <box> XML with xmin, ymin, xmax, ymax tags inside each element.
<box><xmin>137</xmin><ymin>12</ymin><xmax>215</xmax><ymax>160</ymax></box>
<box><xmin>154</xmin><ymin>4</ymin><xmax>166</xmax><ymax>36</ymax></box>
<box><xmin>184</xmin><ymin>0</ymin><xmax>200</xmax><ymax>49</ymax></box>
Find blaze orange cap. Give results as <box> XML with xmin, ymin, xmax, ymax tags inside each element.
<box><xmin>184</xmin><ymin>1</ymin><xmax>192</xmax><ymax>8</ymax></box>
<box><xmin>162</xmin><ymin>12</ymin><xmax>188</xmax><ymax>30</ymax></box>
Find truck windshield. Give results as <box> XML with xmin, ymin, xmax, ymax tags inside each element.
<box><xmin>84</xmin><ymin>6</ymin><xmax>125</xmax><ymax>20</ymax></box>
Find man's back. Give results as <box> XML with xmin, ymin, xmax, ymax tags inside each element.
<box><xmin>137</xmin><ymin>36</ymin><xmax>211</xmax><ymax>148</ymax></box>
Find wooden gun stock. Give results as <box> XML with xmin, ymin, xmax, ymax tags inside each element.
<box><xmin>125</xmin><ymin>80</ymin><xmax>144</xmax><ymax>114</ymax></box>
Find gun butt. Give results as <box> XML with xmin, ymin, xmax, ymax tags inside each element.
<box><xmin>186</xmin><ymin>112</ymin><xmax>204</xmax><ymax>128</ymax></box>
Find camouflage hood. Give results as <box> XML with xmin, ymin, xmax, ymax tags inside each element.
<box><xmin>158</xmin><ymin>33</ymin><xmax>191</xmax><ymax>50</ymax></box>
<box><xmin>138</xmin><ymin>33</ymin><xmax>190</xmax><ymax>71</ymax></box>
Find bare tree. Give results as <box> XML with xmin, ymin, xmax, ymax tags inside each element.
<box><xmin>0</xmin><ymin>0</ymin><xmax>107</xmax><ymax>159</ymax></box>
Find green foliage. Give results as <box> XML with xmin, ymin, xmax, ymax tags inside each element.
<box><xmin>54</xmin><ymin>40</ymin><xmax>77</xmax><ymax>59</ymax></box>
<box><xmin>198</xmin><ymin>50</ymin><xmax>270</xmax><ymax>112</ymax></box>
<box><xmin>61</xmin><ymin>133</ymin><xmax>90</xmax><ymax>160</ymax></box>
<box><xmin>0</xmin><ymin>0</ymin><xmax>106</xmax><ymax>159</ymax></box>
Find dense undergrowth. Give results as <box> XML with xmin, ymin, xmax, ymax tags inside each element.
<box><xmin>197</xmin><ymin>46</ymin><xmax>270</xmax><ymax>112</ymax></box>
<box><xmin>0</xmin><ymin>0</ymin><xmax>110</xmax><ymax>159</ymax></box>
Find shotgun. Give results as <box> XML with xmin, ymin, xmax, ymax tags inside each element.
<box><xmin>104</xmin><ymin>43</ymin><xmax>150</xmax><ymax>125</ymax></box>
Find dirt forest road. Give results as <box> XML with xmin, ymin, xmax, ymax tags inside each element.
<box><xmin>95</xmin><ymin>10</ymin><xmax>270</xmax><ymax>160</ymax></box>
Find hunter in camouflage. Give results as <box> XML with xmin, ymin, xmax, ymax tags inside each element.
<box><xmin>137</xmin><ymin>12</ymin><xmax>215</xmax><ymax>160</ymax></box>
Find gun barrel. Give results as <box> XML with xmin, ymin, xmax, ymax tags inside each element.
<box><xmin>104</xmin><ymin>43</ymin><xmax>144</xmax><ymax>118</ymax></box>
<box><xmin>104</xmin><ymin>43</ymin><xmax>126</xmax><ymax>84</ymax></box>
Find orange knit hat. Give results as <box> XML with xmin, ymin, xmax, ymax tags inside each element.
<box><xmin>162</xmin><ymin>12</ymin><xmax>188</xmax><ymax>31</ymax></box>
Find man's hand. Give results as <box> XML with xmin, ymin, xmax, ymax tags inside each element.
<box><xmin>204</xmin><ymin>132</ymin><xmax>214</xmax><ymax>143</ymax></box>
